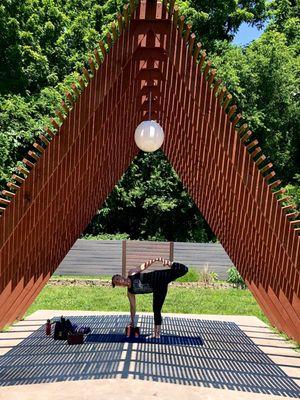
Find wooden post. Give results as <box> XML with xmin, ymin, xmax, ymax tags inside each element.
<box><xmin>122</xmin><ymin>240</ymin><xmax>127</xmax><ymax>276</ymax></box>
<box><xmin>169</xmin><ymin>242</ymin><xmax>174</xmax><ymax>262</ymax></box>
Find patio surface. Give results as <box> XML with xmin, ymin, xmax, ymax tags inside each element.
<box><xmin>0</xmin><ymin>310</ymin><xmax>299</xmax><ymax>399</ymax></box>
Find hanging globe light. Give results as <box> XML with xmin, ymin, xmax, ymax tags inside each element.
<box><xmin>134</xmin><ymin>120</ymin><xmax>164</xmax><ymax>152</ymax></box>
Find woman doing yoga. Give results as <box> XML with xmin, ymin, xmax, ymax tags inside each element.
<box><xmin>111</xmin><ymin>257</ymin><xmax>188</xmax><ymax>338</ymax></box>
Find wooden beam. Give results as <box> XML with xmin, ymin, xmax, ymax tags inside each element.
<box><xmin>133</xmin><ymin>47</ymin><xmax>167</xmax><ymax>61</ymax></box>
<box><xmin>22</xmin><ymin>158</ymin><xmax>34</xmax><ymax>169</ymax></box>
<box><xmin>7</xmin><ymin>182</ymin><xmax>19</xmax><ymax>191</ymax></box>
<box><xmin>39</xmin><ymin>134</ymin><xmax>50</xmax><ymax>145</ymax></box>
<box><xmin>106</xmin><ymin>32</ymin><xmax>112</xmax><ymax>49</ymax></box>
<box><xmin>82</xmin><ymin>67</ymin><xmax>90</xmax><ymax>82</ymax></box>
<box><xmin>203</xmin><ymin>60</ymin><xmax>212</xmax><ymax>79</ymax></box>
<box><xmin>169</xmin><ymin>0</ymin><xmax>175</xmax><ymax>15</ymax></box>
<box><xmin>44</xmin><ymin>126</ymin><xmax>55</xmax><ymax>138</ymax></box>
<box><xmin>290</xmin><ymin>220</ymin><xmax>300</xmax><ymax>226</ymax></box>
<box><xmin>269</xmin><ymin>180</ymin><xmax>281</xmax><ymax>190</ymax></box>
<box><xmin>12</xmin><ymin>174</ymin><xmax>24</xmax><ymax>184</ymax></box>
<box><xmin>232</xmin><ymin>113</ymin><xmax>242</xmax><ymax>127</ymax></box>
<box><xmin>66</xmin><ymin>92</ymin><xmax>74</xmax><ymax>105</ymax></box>
<box><xmin>260</xmin><ymin>163</ymin><xmax>273</xmax><ymax>174</ymax></box>
<box><xmin>228</xmin><ymin>105</ymin><xmax>237</xmax><ymax>119</ymax></box>
<box><xmin>217</xmin><ymin>86</ymin><xmax>226</xmax><ymax>102</ymax></box>
<box><xmin>136</xmin><ymin>68</ymin><xmax>164</xmax><ymax>81</ymax></box>
<box><xmin>139</xmin><ymin>85</ymin><xmax>160</xmax><ymax>97</ymax></box>
<box><xmin>286</xmin><ymin>212</ymin><xmax>299</xmax><ymax>219</ymax></box>
<box><xmin>273</xmin><ymin>188</ymin><xmax>286</xmax><ymax>196</ymax></box>
<box><xmin>28</xmin><ymin>151</ymin><xmax>39</xmax><ymax>161</ymax></box>
<box><xmin>193</xmin><ymin>42</ymin><xmax>202</xmax><ymax>62</ymax></box>
<box><xmin>71</xmin><ymin>83</ymin><xmax>80</xmax><ymax>97</ymax></box>
<box><xmin>2</xmin><ymin>190</ymin><xmax>15</xmax><ymax>198</ymax></box>
<box><xmin>198</xmin><ymin>51</ymin><xmax>206</xmax><ymax>70</ymax></box>
<box><xmin>282</xmin><ymin>204</ymin><xmax>296</xmax><ymax>211</ymax></box>
<box><xmin>241</xmin><ymin>130</ymin><xmax>252</xmax><ymax>143</ymax></box>
<box><xmin>111</xmin><ymin>22</ymin><xmax>118</xmax><ymax>41</ymax></box>
<box><xmin>238</xmin><ymin>123</ymin><xmax>248</xmax><ymax>135</ymax></box>
<box><xmin>188</xmin><ymin>33</ymin><xmax>196</xmax><ymax>54</ymax></box>
<box><xmin>55</xmin><ymin>110</ymin><xmax>65</xmax><ymax>123</ymax></box>
<box><xmin>99</xmin><ymin>41</ymin><xmax>106</xmax><ymax>58</ymax></box>
<box><xmin>278</xmin><ymin>196</ymin><xmax>291</xmax><ymax>204</ymax></box>
<box><xmin>50</xmin><ymin>117</ymin><xmax>60</xmax><ymax>131</ymax></box>
<box><xmin>94</xmin><ymin>48</ymin><xmax>101</xmax><ymax>66</ymax></box>
<box><xmin>179</xmin><ymin>16</ymin><xmax>185</xmax><ymax>35</ymax></box>
<box><xmin>124</xmin><ymin>4</ymin><xmax>129</xmax><ymax>28</ymax></box>
<box><xmin>265</xmin><ymin>171</ymin><xmax>276</xmax><ymax>181</ymax></box>
<box><xmin>250</xmin><ymin>147</ymin><xmax>261</xmax><ymax>158</ymax></box>
<box><xmin>183</xmin><ymin>24</ymin><xmax>192</xmax><ymax>42</ymax></box>
<box><xmin>223</xmin><ymin>94</ymin><xmax>232</xmax><ymax>110</ymax></box>
<box><xmin>16</xmin><ymin>166</ymin><xmax>29</xmax><ymax>177</ymax></box>
<box><xmin>60</xmin><ymin>101</ymin><xmax>69</xmax><ymax>115</ymax></box>
<box><xmin>256</xmin><ymin>155</ymin><xmax>266</xmax><ymax>166</ymax></box>
<box><xmin>117</xmin><ymin>14</ymin><xmax>123</xmax><ymax>34</ymax></box>
<box><xmin>129</xmin><ymin>0</ymin><xmax>135</xmax><ymax>14</ymax></box>
<box><xmin>33</xmin><ymin>143</ymin><xmax>44</xmax><ymax>153</ymax></box>
<box><xmin>88</xmin><ymin>58</ymin><xmax>96</xmax><ymax>75</ymax></box>
<box><xmin>78</xmin><ymin>76</ymin><xmax>86</xmax><ymax>90</ymax></box>
<box><xmin>246</xmin><ymin>139</ymin><xmax>258</xmax><ymax>151</ymax></box>
<box><xmin>213</xmin><ymin>79</ymin><xmax>222</xmax><ymax>96</ymax></box>
<box><xmin>173</xmin><ymin>6</ymin><xmax>179</xmax><ymax>26</ymax></box>
<box><xmin>0</xmin><ymin>197</ymin><xmax>10</xmax><ymax>205</ymax></box>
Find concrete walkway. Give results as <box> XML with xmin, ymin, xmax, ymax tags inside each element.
<box><xmin>0</xmin><ymin>311</ymin><xmax>299</xmax><ymax>399</ymax></box>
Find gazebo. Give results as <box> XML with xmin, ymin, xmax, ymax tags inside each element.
<box><xmin>0</xmin><ymin>0</ymin><xmax>299</xmax><ymax>341</ymax></box>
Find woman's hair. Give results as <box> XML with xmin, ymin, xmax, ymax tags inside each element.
<box><xmin>111</xmin><ymin>274</ymin><xmax>122</xmax><ymax>288</ymax></box>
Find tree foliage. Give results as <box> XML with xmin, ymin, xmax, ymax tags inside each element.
<box><xmin>83</xmin><ymin>151</ymin><xmax>215</xmax><ymax>242</ymax></box>
<box><xmin>176</xmin><ymin>0</ymin><xmax>267</xmax><ymax>51</ymax></box>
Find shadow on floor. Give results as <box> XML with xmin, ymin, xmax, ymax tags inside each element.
<box><xmin>86</xmin><ymin>333</ymin><xmax>204</xmax><ymax>345</ymax></box>
<box><xmin>0</xmin><ymin>315</ymin><xmax>299</xmax><ymax>398</ymax></box>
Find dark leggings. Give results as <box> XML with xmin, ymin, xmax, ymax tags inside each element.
<box><xmin>144</xmin><ymin>263</ymin><xmax>188</xmax><ymax>325</ymax></box>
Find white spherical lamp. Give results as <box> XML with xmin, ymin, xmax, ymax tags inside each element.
<box><xmin>134</xmin><ymin>120</ymin><xmax>164</xmax><ymax>152</ymax></box>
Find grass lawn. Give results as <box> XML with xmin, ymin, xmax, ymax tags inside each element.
<box><xmin>26</xmin><ymin>285</ymin><xmax>268</xmax><ymax>324</ymax></box>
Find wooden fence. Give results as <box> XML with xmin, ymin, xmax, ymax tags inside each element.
<box><xmin>54</xmin><ymin>239</ymin><xmax>233</xmax><ymax>279</ymax></box>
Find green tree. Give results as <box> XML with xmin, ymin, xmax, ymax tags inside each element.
<box><xmin>83</xmin><ymin>150</ymin><xmax>215</xmax><ymax>242</ymax></box>
<box><xmin>176</xmin><ymin>0</ymin><xmax>267</xmax><ymax>51</ymax></box>
<box><xmin>210</xmin><ymin>30</ymin><xmax>300</xmax><ymax>183</ymax></box>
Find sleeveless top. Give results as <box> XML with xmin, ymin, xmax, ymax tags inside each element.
<box><xmin>128</xmin><ymin>272</ymin><xmax>153</xmax><ymax>294</ymax></box>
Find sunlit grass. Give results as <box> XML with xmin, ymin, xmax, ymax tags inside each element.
<box><xmin>26</xmin><ymin>285</ymin><xmax>267</xmax><ymax>324</ymax></box>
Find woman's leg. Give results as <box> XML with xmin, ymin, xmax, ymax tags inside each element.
<box><xmin>151</xmin><ymin>284</ymin><xmax>168</xmax><ymax>338</ymax></box>
<box><xmin>143</xmin><ymin>263</ymin><xmax>188</xmax><ymax>287</ymax></box>
<box><xmin>168</xmin><ymin>262</ymin><xmax>189</xmax><ymax>282</ymax></box>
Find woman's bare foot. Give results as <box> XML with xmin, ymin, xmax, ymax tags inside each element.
<box><xmin>146</xmin><ymin>325</ymin><xmax>161</xmax><ymax>339</ymax></box>
<box><xmin>155</xmin><ymin>325</ymin><xmax>161</xmax><ymax>339</ymax></box>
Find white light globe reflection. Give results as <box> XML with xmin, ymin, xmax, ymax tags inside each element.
<box><xmin>134</xmin><ymin>120</ymin><xmax>164</xmax><ymax>152</ymax></box>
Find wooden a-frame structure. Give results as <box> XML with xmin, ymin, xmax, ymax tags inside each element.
<box><xmin>0</xmin><ymin>0</ymin><xmax>299</xmax><ymax>341</ymax></box>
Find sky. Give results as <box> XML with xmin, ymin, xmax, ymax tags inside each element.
<box><xmin>233</xmin><ymin>22</ymin><xmax>267</xmax><ymax>46</ymax></box>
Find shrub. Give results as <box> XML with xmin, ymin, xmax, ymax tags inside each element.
<box><xmin>227</xmin><ymin>267</ymin><xmax>246</xmax><ymax>289</ymax></box>
<box><xmin>199</xmin><ymin>263</ymin><xmax>218</xmax><ymax>284</ymax></box>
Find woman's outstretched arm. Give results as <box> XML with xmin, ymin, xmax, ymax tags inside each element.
<box><xmin>127</xmin><ymin>291</ymin><xmax>136</xmax><ymax>326</ymax></box>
